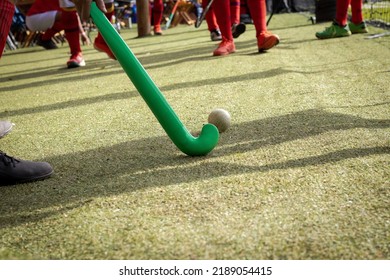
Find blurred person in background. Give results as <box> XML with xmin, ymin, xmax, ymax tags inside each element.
<box><xmin>0</xmin><ymin>0</ymin><xmax>108</xmax><ymax>185</ymax></box>
<box><xmin>212</xmin><ymin>0</ymin><xmax>279</xmax><ymax>56</ymax></box>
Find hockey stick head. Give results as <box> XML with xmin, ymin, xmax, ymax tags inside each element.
<box><xmin>183</xmin><ymin>123</ymin><xmax>219</xmax><ymax>156</ymax></box>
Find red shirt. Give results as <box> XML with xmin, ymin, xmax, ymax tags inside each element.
<box><xmin>27</xmin><ymin>0</ymin><xmax>60</xmax><ymax>16</ymax></box>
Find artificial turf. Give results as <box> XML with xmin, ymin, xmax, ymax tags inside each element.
<box><xmin>0</xmin><ymin>13</ymin><xmax>389</xmax><ymax>259</ymax></box>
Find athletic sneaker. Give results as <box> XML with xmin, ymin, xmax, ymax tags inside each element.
<box><xmin>315</xmin><ymin>21</ymin><xmax>351</xmax><ymax>39</ymax></box>
<box><xmin>213</xmin><ymin>39</ymin><xmax>236</xmax><ymax>56</ymax></box>
<box><xmin>0</xmin><ymin>121</ymin><xmax>13</xmax><ymax>138</ymax></box>
<box><xmin>37</xmin><ymin>36</ymin><xmax>58</xmax><ymax>50</ymax></box>
<box><xmin>154</xmin><ymin>26</ymin><xmax>163</xmax><ymax>35</ymax></box>
<box><xmin>94</xmin><ymin>38</ymin><xmax>116</xmax><ymax>60</ymax></box>
<box><xmin>0</xmin><ymin>151</ymin><xmax>53</xmax><ymax>186</ymax></box>
<box><xmin>66</xmin><ymin>53</ymin><xmax>86</xmax><ymax>68</ymax></box>
<box><xmin>257</xmin><ymin>31</ymin><xmax>279</xmax><ymax>52</ymax></box>
<box><xmin>210</xmin><ymin>29</ymin><xmax>222</xmax><ymax>41</ymax></box>
<box><xmin>349</xmin><ymin>21</ymin><xmax>368</xmax><ymax>34</ymax></box>
<box><xmin>232</xmin><ymin>23</ymin><xmax>246</xmax><ymax>39</ymax></box>
<box><xmin>240</xmin><ymin>14</ymin><xmax>252</xmax><ymax>24</ymax></box>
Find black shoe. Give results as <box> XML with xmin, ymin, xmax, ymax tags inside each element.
<box><xmin>232</xmin><ymin>23</ymin><xmax>246</xmax><ymax>38</ymax></box>
<box><xmin>37</xmin><ymin>36</ymin><xmax>58</xmax><ymax>50</ymax></box>
<box><xmin>210</xmin><ymin>29</ymin><xmax>222</xmax><ymax>41</ymax></box>
<box><xmin>0</xmin><ymin>151</ymin><xmax>53</xmax><ymax>186</ymax></box>
<box><xmin>240</xmin><ymin>14</ymin><xmax>252</xmax><ymax>24</ymax></box>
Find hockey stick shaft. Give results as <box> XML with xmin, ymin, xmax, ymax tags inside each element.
<box><xmin>195</xmin><ymin>0</ymin><xmax>214</xmax><ymax>28</ymax></box>
<box><xmin>164</xmin><ymin>0</ymin><xmax>180</xmax><ymax>30</ymax></box>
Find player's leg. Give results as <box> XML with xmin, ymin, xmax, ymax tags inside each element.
<box><xmin>213</xmin><ymin>0</ymin><xmax>236</xmax><ymax>56</ymax></box>
<box><xmin>349</xmin><ymin>0</ymin><xmax>368</xmax><ymax>33</ymax></box>
<box><xmin>247</xmin><ymin>0</ymin><xmax>279</xmax><ymax>51</ymax></box>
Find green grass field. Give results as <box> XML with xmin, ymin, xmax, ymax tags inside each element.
<box><xmin>0</xmin><ymin>13</ymin><xmax>389</xmax><ymax>260</ymax></box>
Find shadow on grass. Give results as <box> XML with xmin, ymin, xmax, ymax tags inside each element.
<box><xmin>0</xmin><ymin>91</ymin><xmax>139</xmax><ymax>118</ymax></box>
<box><xmin>2</xmin><ymin>27</ymin><xmax>331</xmax><ymax>92</ymax></box>
<box><xmin>2</xmin><ymin>32</ymin><xmax>334</xmax><ymax>93</ymax></box>
<box><xmin>0</xmin><ymin>66</ymin><xmax>323</xmax><ymax>118</ymax></box>
<box><xmin>0</xmin><ymin>42</ymin><xmax>217</xmax><ymax>92</ymax></box>
<box><xmin>0</xmin><ymin>60</ymin><xmax>123</xmax><ymax>92</ymax></box>
<box><xmin>0</xmin><ymin>48</ymin><xmax>45</xmax><ymax>64</ymax></box>
<box><xmin>0</xmin><ymin>109</ymin><xmax>389</xmax><ymax>228</ymax></box>
<box><xmin>0</xmin><ymin>26</ymin><xmax>208</xmax><ymax>71</ymax></box>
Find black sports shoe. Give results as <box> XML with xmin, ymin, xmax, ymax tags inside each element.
<box><xmin>240</xmin><ymin>14</ymin><xmax>252</xmax><ymax>24</ymax></box>
<box><xmin>37</xmin><ymin>36</ymin><xmax>58</xmax><ymax>50</ymax></box>
<box><xmin>232</xmin><ymin>23</ymin><xmax>246</xmax><ymax>38</ymax></box>
<box><xmin>210</xmin><ymin>29</ymin><xmax>222</xmax><ymax>41</ymax></box>
<box><xmin>0</xmin><ymin>151</ymin><xmax>53</xmax><ymax>185</ymax></box>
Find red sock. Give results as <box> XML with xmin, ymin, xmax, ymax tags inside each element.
<box><xmin>96</xmin><ymin>31</ymin><xmax>104</xmax><ymax>43</ymax></box>
<box><xmin>96</xmin><ymin>8</ymin><xmax>115</xmax><ymax>43</ymax></box>
<box><xmin>206</xmin><ymin>10</ymin><xmax>219</xmax><ymax>32</ymax></box>
<box><xmin>60</xmin><ymin>10</ymin><xmax>81</xmax><ymax>55</ymax></box>
<box><xmin>153</xmin><ymin>0</ymin><xmax>163</xmax><ymax>28</ymax></box>
<box><xmin>41</xmin><ymin>27</ymin><xmax>59</xmax><ymax>41</ymax></box>
<box><xmin>246</xmin><ymin>0</ymin><xmax>267</xmax><ymax>36</ymax></box>
<box><xmin>0</xmin><ymin>0</ymin><xmax>15</xmax><ymax>57</ymax></box>
<box><xmin>230</xmin><ymin>0</ymin><xmax>240</xmax><ymax>25</ymax></box>
<box><xmin>240</xmin><ymin>0</ymin><xmax>249</xmax><ymax>14</ymax></box>
<box><xmin>213</xmin><ymin>0</ymin><xmax>233</xmax><ymax>41</ymax></box>
<box><xmin>203</xmin><ymin>0</ymin><xmax>219</xmax><ymax>31</ymax></box>
<box><xmin>65</xmin><ymin>28</ymin><xmax>81</xmax><ymax>55</ymax></box>
<box><xmin>335</xmin><ymin>0</ymin><xmax>350</xmax><ymax>26</ymax></box>
<box><xmin>351</xmin><ymin>0</ymin><xmax>363</xmax><ymax>24</ymax></box>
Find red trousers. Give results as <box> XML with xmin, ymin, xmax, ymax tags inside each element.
<box><xmin>0</xmin><ymin>0</ymin><xmax>15</xmax><ymax>58</ymax></box>
<box><xmin>213</xmin><ymin>0</ymin><xmax>268</xmax><ymax>41</ymax></box>
<box><xmin>150</xmin><ymin>0</ymin><xmax>163</xmax><ymax>27</ymax></box>
<box><xmin>336</xmin><ymin>0</ymin><xmax>363</xmax><ymax>26</ymax></box>
<box><xmin>202</xmin><ymin>0</ymin><xmax>242</xmax><ymax>32</ymax></box>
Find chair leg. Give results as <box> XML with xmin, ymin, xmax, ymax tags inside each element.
<box><xmin>267</xmin><ymin>0</ymin><xmax>284</xmax><ymax>26</ymax></box>
<box><xmin>22</xmin><ymin>31</ymin><xmax>35</xmax><ymax>48</ymax></box>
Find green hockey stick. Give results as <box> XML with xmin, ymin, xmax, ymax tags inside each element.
<box><xmin>90</xmin><ymin>3</ymin><xmax>219</xmax><ymax>156</ymax></box>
